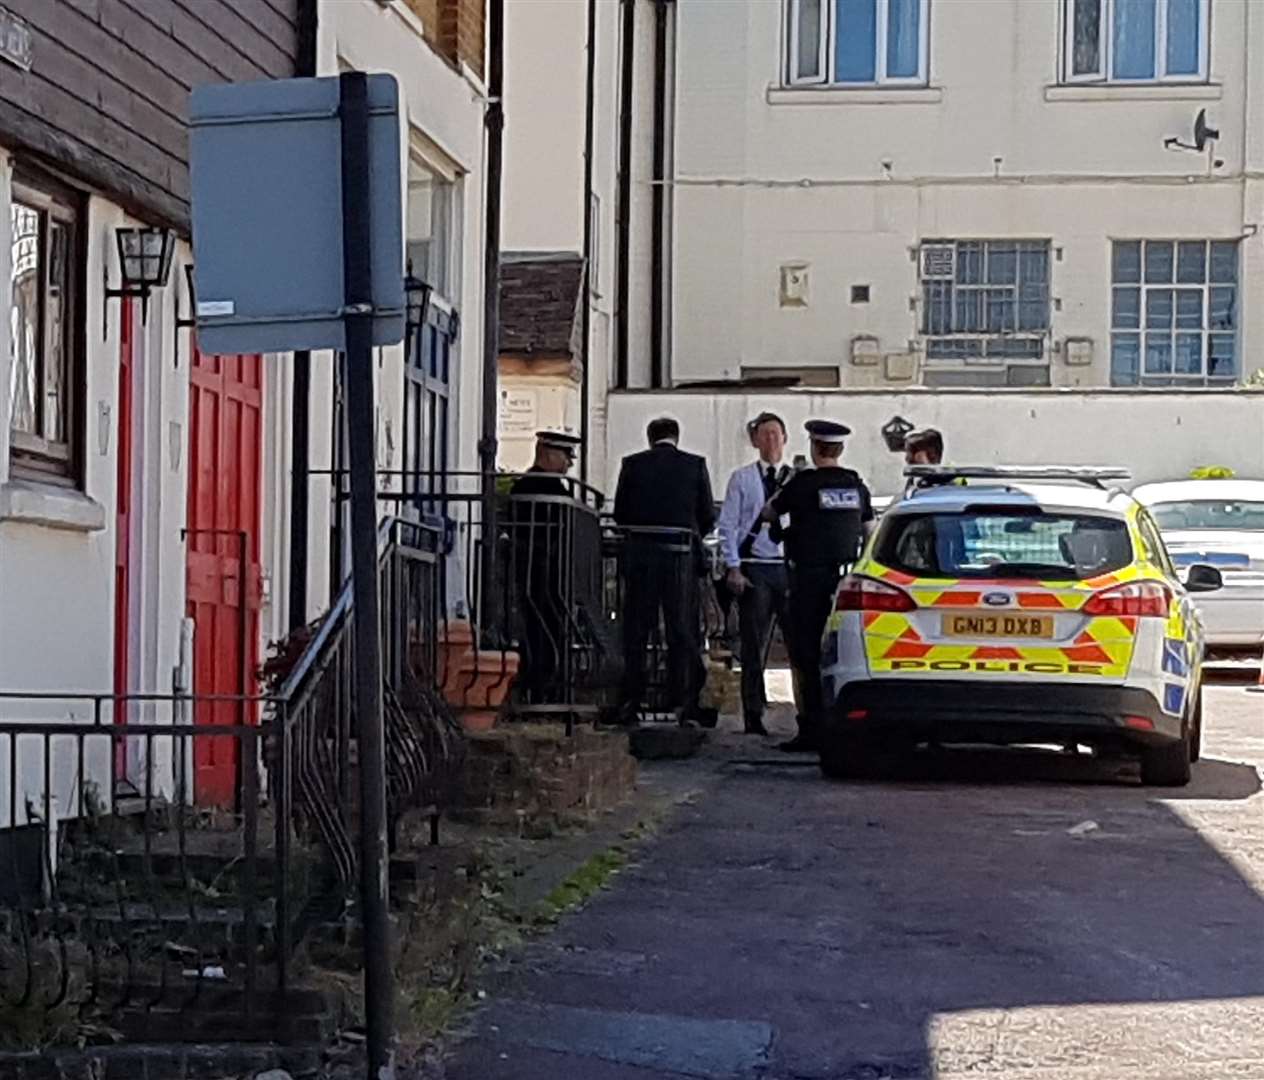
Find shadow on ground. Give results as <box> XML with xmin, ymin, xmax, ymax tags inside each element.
<box><xmin>445</xmin><ymin>717</ymin><xmax>1264</xmax><ymax>1080</ymax></box>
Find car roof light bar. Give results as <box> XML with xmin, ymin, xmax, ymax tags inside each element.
<box><xmin>904</xmin><ymin>465</ymin><xmax>1133</xmax><ymax>490</ymax></box>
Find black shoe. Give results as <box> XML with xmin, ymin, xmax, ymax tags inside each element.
<box><xmin>744</xmin><ymin>714</ymin><xmax>769</xmax><ymax>736</ymax></box>
<box><xmin>777</xmin><ymin>735</ymin><xmax>818</xmax><ymax>754</ymax></box>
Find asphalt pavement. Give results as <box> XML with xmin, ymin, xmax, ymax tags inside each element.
<box><xmin>445</xmin><ymin>680</ymin><xmax>1264</xmax><ymax>1080</ymax></box>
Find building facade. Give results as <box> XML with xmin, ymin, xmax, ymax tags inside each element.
<box><xmin>0</xmin><ymin>0</ymin><xmax>303</xmax><ymax>813</ymax></box>
<box><xmin>658</xmin><ymin>0</ymin><xmax>1264</xmax><ymax>391</ymax></box>
<box><xmin>0</xmin><ymin>0</ymin><xmax>491</xmax><ymax>819</ymax></box>
<box><xmin>501</xmin><ymin>0</ymin><xmax>656</xmax><ymax>484</ymax></box>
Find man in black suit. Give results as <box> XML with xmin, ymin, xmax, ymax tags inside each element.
<box><xmin>613</xmin><ymin>417</ymin><xmax>716</xmax><ymax>725</ymax></box>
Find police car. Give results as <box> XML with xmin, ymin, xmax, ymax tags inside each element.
<box><xmin>821</xmin><ymin>467</ymin><xmax>1225</xmax><ymax>787</ymax></box>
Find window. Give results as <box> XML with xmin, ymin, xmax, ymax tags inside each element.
<box><xmin>919</xmin><ymin>240</ymin><xmax>1052</xmax><ymax>383</ymax></box>
<box><xmin>1136</xmin><ymin>511</ymin><xmax>1178</xmax><ymax>578</ymax></box>
<box><xmin>1110</xmin><ymin>240</ymin><xmax>1238</xmax><ymax>386</ymax></box>
<box><xmin>877</xmin><ymin>510</ymin><xmax>1133</xmax><ymax>581</ymax></box>
<box><xmin>788</xmin><ymin>0</ymin><xmax>929</xmax><ymax>86</ymax></box>
<box><xmin>403</xmin><ymin>298</ymin><xmax>457</xmax><ymax>516</ymax></box>
<box><xmin>8</xmin><ymin>172</ymin><xmax>84</xmax><ymax>485</ymax></box>
<box><xmin>587</xmin><ymin>192</ymin><xmax>601</xmax><ymax>299</ymax></box>
<box><xmin>406</xmin><ymin>172</ymin><xmax>453</xmax><ymax>297</ymax></box>
<box><xmin>1063</xmin><ymin>0</ymin><xmax>1209</xmax><ymax>83</ymax></box>
<box><xmin>1150</xmin><ymin>499</ymin><xmax>1264</xmax><ymax>531</ymax></box>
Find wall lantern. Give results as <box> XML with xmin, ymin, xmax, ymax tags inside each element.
<box><xmin>403</xmin><ymin>270</ymin><xmax>432</xmax><ymax>369</ymax></box>
<box><xmin>103</xmin><ymin>225</ymin><xmax>176</xmax><ymax>339</ymax></box>
<box><xmin>174</xmin><ymin>263</ymin><xmax>196</xmax><ymax>368</ymax></box>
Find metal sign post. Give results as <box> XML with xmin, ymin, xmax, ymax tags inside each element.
<box><xmin>189</xmin><ymin>71</ymin><xmax>404</xmax><ymax>1080</ymax></box>
<box><xmin>338</xmin><ymin>71</ymin><xmax>395</xmax><ymax>1080</ymax></box>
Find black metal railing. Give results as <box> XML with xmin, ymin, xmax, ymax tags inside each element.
<box><xmin>0</xmin><ymin>518</ymin><xmax>466</xmax><ymax>1044</ymax></box>
<box><xmin>363</xmin><ymin>472</ymin><xmax>618</xmax><ymax>733</ymax></box>
<box><xmin>0</xmin><ymin>693</ymin><xmax>293</xmax><ymax>1039</ymax></box>
<box><xmin>275</xmin><ymin>516</ymin><xmax>464</xmax><ymax>895</ymax></box>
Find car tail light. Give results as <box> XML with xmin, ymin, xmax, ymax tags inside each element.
<box><xmin>1082</xmin><ymin>580</ymin><xmax>1171</xmax><ymax>618</ymax></box>
<box><xmin>1123</xmin><ymin>715</ymin><xmax>1155</xmax><ymax>731</ymax></box>
<box><xmin>835</xmin><ymin>575</ymin><xmax>916</xmax><ymax>613</ymax></box>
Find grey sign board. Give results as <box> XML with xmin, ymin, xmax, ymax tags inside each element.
<box><xmin>189</xmin><ymin>75</ymin><xmax>404</xmax><ymax>355</ymax></box>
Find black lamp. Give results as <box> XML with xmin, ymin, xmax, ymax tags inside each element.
<box><xmin>103</xmin><ymin>225</ymin><xmax>176</xmax><ymax>338</ymax></box>
<box><xmin>403</xmin><ymin>270</ymin><xmax>432</xmax><ymax>368</ymax></box>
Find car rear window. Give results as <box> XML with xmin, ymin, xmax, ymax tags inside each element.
<box><xmin>1150</xmin><ymin>499</ymin><xmax>1264</xmax><ymax>531</ymax></box>
<box><xmin>875</xmin><ymin>510</ymin><xmax>1133</xmax><ymax>581</ymax></box>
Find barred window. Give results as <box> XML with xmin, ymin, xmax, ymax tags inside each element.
<box><xmin>1110</xmin><ymin>239</ymin><xmax>1238</xmax><ymax>387</ymax></box>
<box><xmin>919</xmin><ymin>240</ymin><xmax>1052</xmax><ymax>386</ymax></box>
<box><xmin>9</xmin><ymin>170</ymin><xmax>85</xmax><ymax>486</ymax></box>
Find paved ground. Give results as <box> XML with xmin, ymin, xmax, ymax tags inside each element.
<box><xmin>445</xmin><ymin>681</ymin><xmax>1264</xmax><ymax>1080</ymax></box>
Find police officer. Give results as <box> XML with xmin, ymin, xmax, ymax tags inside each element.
<box><xmin>508</xmin><ymin>431</ymin><xmax>581</xmax><ymax>703</ymax></box>
<box><xmin>763</xmin><ymin>420</ymin><xmax>875</xmax><ymax>752</ymax></box>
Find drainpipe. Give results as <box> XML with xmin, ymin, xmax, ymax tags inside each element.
<box><xmin>614</xmin><ymin>0</ymin><xmax>635</xmax><ymax>389</ymax></box>
<box><xmin>287</xmin><ymin>0</ymin><xmax>319</xmax><ymax>632</ymax></box>
<box><xmin>579</xmin><ymin>0</ymin><xmax>596</xmax><ymax>481</ymax></box>
<box><xmin>479</xmin><ymin>0</ymin><xmax>506</xmax><ymax>625</ymax></box>
<box><xmin>650</xmin><ymin>0</ymin><xmax>668</xmax><ymax>388</ymax></box>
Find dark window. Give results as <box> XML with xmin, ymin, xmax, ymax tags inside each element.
<box><xmin>9</xmin><ymin>171</ymin><xmax>85</xmax><ymax>486</ymax></box>
<box><xmin>403</xmin><ymin>300</ymin><xmax>457</xmax><ymax>519</ymax></box>
<box><xmin>1110</xmin><ymin>239</ymin><xmax>1238</xmax><ymax>387</ymax></box>
<box><xmin>850</xmin><ymin>284</ymin><xmax>871</xmax><ymax>304</ymax></box>
<box><xmin>919</xmin><ymin>239</ymin><xmax>1051</xmax><ymax>385</ymax></box>
<box><xmin>875</xmin><ymin>510</ymin><xmax>1133</xmax><ymax>581</ymax></box>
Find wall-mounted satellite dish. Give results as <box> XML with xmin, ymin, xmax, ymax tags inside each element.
<box><xmin>1165</xmin><ymin>108</ymin><xmax>1220</xmax><ymax>152</ymax></box>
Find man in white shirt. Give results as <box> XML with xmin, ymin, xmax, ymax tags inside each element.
<box><xmin>716</xmin><ymin>412</ymin><xmax>792</xmax><ymax>735</ymax></box>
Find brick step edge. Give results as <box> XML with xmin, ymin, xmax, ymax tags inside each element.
<box><xmin>0</xmin><ymin>1039</ymin><xmax>338</xmax><ymax>1080</ymax></box>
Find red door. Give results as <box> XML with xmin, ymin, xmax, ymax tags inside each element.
<box><xmin>113</xmin><ymin>300</ymin><xmax>135</xmax><ymax>779</ymax></box>
<box><xmin>186</xmin><ymin>346</ymin><xmax>263</xmax><ymax>807</ymax></box>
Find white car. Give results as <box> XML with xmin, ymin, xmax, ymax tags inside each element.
<box><xmin>1132</xmin><ymin>479</ymin><xmax>1264</xmax><ymax>653</ymax></box>
<box><xmin>822</xmin><ymin>467</ymin><xmax>1224</xmax><ymax>786</ymax></box>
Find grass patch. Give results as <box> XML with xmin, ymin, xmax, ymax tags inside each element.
<box><xmin>535</xmin><ymin>847</ymin><xmax>627</xmax><ymax>925</ymax></box>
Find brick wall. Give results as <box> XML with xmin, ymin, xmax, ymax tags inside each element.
<box><xmin>403</xmin><ymin>0</ymin><xmax>485</xmax><ymax>79</ymax></box>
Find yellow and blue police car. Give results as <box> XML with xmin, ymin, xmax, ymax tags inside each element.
<box><xmin>821</xmin><ymin>467</ymin><xmax>1225</xmax><ymax>787</ymax></box>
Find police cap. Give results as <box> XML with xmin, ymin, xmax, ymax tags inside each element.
<box><xmin>536</xmin><ymin>430</ymin><xmax>581</xmax><ymax>457</ymax></box>
<box><xmin>804</xmin><ymin>419</ymin><xmax>851</xmax><ymax>445</ymax></box>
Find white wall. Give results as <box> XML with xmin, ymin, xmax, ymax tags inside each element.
<box><xmin>264</xmin><ymin>0</ymin><xmax>490</xmax><ymax>639</ymax></box>
<box><xmin>669</xmin><ymin>0</ymin><xmax>1264</xmax><ymax>388</ymax></box>
<box><xmin>503</xmin><ymin>0</ymin><xmax>586</xmax><ymax>251</ymax></box>
<box><xmin>500</xmin><ymin>0</ymin><xmax>638</xmax><ymax>487</ymax></box>
<box><xmin>605</xmin><ymin>389</ymin><xmax>1264</xmax><ymax>500</ymax></box>
<box><xmin>0</xmin><ymin>149</ymin><xmax>192</xmax><ymax>821</ymax></box>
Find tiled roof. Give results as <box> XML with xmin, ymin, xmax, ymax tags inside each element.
<box><xmin>499</xmin><ymin>251</ymin><xmax>584</xmax><ymax>359</ymax></box>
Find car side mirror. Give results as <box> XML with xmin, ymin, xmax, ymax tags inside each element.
<box><xmin>1184</xmin><ymin>563</ymin><xmax>1223</xmax><ymax>593</ymax></box>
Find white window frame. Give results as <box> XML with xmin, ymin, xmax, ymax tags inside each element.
<box><xmin>1062</xmin><ymin>0</ymin><xmax>1210</xmax><ymax>85</ymax></box>
<box><xmin>787</xmin><ymin>0</ymin><xmax>930</xmax><ymax>87</ymax></box>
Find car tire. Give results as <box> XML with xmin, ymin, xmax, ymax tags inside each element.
<box><xmin>1189</xmin><ymin>685</ymin><xmax>1203</xmax><ymax>764</ymax></box>
<box><xmin>820</xmin><ymin>736</ymin><xmax>864</xmax><ymax>780</ymax></box>
<box><xmin>1140</xmin><ymin>729</ymin><xmax>1192</xmax><ymax>787</ymax></box>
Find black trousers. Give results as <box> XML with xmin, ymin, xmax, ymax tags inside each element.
<box><xmin>621</xmin><ymin>542</ymin><xmax>703</xmax><ymax>713</ymax></box>
<box><xmin>785</xmin><ymin>564</ymin><xmax>841</xmax><ymax>737</ymax></box>
<box><xmin>516</xmin><ymin>572</ymin><xmax>566</xmax><ymax>703</ymax></box>
<box><xmin>737</xmin><ymin>563</ymin><xmax>789</xmax><ymax>721</ymax></box>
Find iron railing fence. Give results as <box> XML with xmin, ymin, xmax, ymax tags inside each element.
<box><xmin>0</xmin><ymin>517</ymin><xmax>465</xmax><ymax>1041</ymax></box>
<box><xmin>366</xmin><ymin>472</ymin><xmax>619</xmax><ymax>733</ymax></box>
<box><xmin>0</xmin><ymin>694</ymin><xmax>296</xmax><ymax>1033</ymax></box>
<box><xmin>275</xmin><ymin>516</ymin><xmax>464</xmax><ymax>894</ymax></box>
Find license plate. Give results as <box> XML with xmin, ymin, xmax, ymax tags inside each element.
<box><xmin>942</xmin><ymin>613</ymin><xmax>1055</xmax><ymax>639</ymax></box>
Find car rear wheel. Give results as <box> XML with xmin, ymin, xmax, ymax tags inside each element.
<box><xmin>1140</xmin><ymin>728</ymin><xmax>1192</xmax><ymax>787</ymax></box>
<box><xmin>820</xmin><ymin>736</ymin><xmax>865</xmax><ymax>780</ymax></box>
<box><xmin>1189</xmin><ymin>686</ymin><xmax>1203</xmax><ymax>764</ymax></box>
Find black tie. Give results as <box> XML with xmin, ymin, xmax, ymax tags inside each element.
<box><xmin>762</xmin><ymin>466</ymin><xmax>777</xmax><ymax>498</ymax></box>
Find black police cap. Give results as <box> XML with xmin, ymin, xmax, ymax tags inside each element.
<box><xmin>804</xmin><ymin>419</ymin><xmax>850</xmax><ymax>444</ymax></box>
